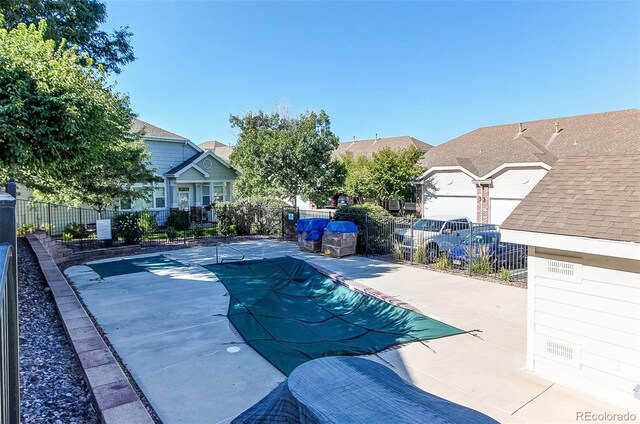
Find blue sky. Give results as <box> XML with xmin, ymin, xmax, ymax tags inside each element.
<box><xmin>104</xmin><ymin>1</ymin><xmax>639</xmax><ymax>146</ymax></box>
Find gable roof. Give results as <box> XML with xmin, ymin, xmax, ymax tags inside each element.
<box><xmin>199</xmin><ymin>140</ymin><xmax>234</xmax><ymax>162</ymax></box>
<box><xmin>336</xmin><ymin>136</ymin><xmax>432</xmax><ymax>158</ymax></box>
<box><xmin>502</xmin><ymin>155</ymin><xmax>640</xmax><ymax>244</ymax></box>
<box><xmin>131</xmin><ymin>118</ymin><xmax>189</xmax><ymax>141</ymax></box>
<box><xmin>165</xmin><ymin>152</ymin><xmax>202</xmax><ymax>175</ymax></box>
<box><xmin>420</xmin><ymin>109</ymin><xmax>640</xmax><ymax>177</ymax></box>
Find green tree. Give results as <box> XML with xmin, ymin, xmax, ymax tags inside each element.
<box><xmin>0</xmin><ymin>0</ymin><xmax>133</xmax><ymax>73</ymax></box>
<box><xmin>341</xmin><ymin>153</ymin><xmax>376</xmax><ymax>202</ymax></box>
<box><xmin>370</xmin><ymin>145</ymin><xmax>423</xmax><ymax>201</ymax></box>
<box><xmin>229</xmin><ymin>109</ymin><xmax>344</xmax><ymax>206</ymax></box>
<box><xmin>341</xmin><ymin>146</ymin><xmax>425</xmax><ymax>204</ymax></box>
<box><xmin>0</xmin><ymin>19</ymin><xmax>156</xmax><ymax>211</ymax></box>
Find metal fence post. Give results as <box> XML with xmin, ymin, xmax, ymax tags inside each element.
<box><xmin>468</xmin><ymin>222</ymin><xmax>473</xmax><ymax>276</ymax></box>
<box><xmin>410</xmin><ymin>217</ymin><xmax>414</xmax><ymax>264</ymax></box>
<box><xmin>0</xmin><ymin>179</ymin><xmax>20</xmax><ymax>424</ymax></box>
<box><xmin>364</xmin><ymin>213</ymin><xmax>369</xmax><ymax>257</ymax></box>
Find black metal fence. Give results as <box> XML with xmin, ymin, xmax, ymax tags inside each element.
<box><xmin>15</xmin><ymin>200</ymin><xmax>287</xmax><ymax>249</ymax></box>
<box><xmin>16</xmin><ymin>199</ymin><xmax>527</xmax><ymax>284</ymax></box>
<box><xmin>291</xmin><ymin>208</ymin><xmax>528</xmax><ymax>284</ymax></box>
<box><xmin>0</xmin><ymin>181</ymin><xmax>20</xmax><ymax>423</ymax></box>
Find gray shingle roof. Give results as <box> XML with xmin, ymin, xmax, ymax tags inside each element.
<box><xmin>336</xmin><ymin>136</ymin><xmax>432</xmax><ymax>158</ymax></box>
<box><xmin>166</xmin><ymin>152</ymin><xmax>202</xmax><ymax>175</ymax></box>
<box><xmin>502</xmin><ymin>155</ymin><xmax>640</xmax><ymax>243</ymax></box>
<box><xmin>199</xmin><ymin>140</ymin><xmax>234</xmax><ymax>162</ymax></box>
<box><xmin>131</xmin><ymin>118</ymin><xmax>188</xmax><ymax>141</ymax></box>
<box><xmin>420</xmin><ymin>109</ymin><xmax>640</xmax><ymax>176</ymax></box>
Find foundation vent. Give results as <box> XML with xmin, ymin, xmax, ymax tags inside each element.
<box><xmin>547</xmin><ymin>260</ymin><xmax>575</xmax><ymax>277</ymax></box>
<box><xmin>546</xmin><ymin>340</ymin><xmax>573</xmax><ymax>360</ymax></box>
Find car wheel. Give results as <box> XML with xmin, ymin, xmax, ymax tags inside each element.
<box><xmin>426</xmin><ymin>245</ymin><xmax>439</xmax><ymax>263</ymax></box>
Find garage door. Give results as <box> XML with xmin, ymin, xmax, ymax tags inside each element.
<box><xmin>490</xmin><ymin>199</ymin><xmax>521</xmax><ymax>225</ymax></box>
<box><xmin>423</xmin><ymin>196</ymin><xmax>476</xmax><ymax>220</ymax></box>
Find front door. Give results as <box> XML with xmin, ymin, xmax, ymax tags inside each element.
<box><xmin>178</xmin><ymin>188</ymin><xmax>190</xmax><ymax>211</ymax></box>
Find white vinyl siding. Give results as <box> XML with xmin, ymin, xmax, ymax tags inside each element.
<box><xmin>529</xmin><ymin>247</ymin><xmax>640</xmax><ymax>410</ymax></box>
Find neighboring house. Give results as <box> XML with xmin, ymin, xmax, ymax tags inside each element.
<box><xmin>335</xmin><ymin>135</ymin><xmax>432</xmax><ymax>158</ymax></box>
<box><xmin>500</xmin><ymin>155</ymin><xmax>640</xmax><ymax>411</ymax></box>
<box><xmin>415</xmin><ymin>109</ymin><xmax>640</xmax><ymax>223</ymax></box>
<box><xmin>126</xmin><ymin>119</ymin><xmax>237</xmax><ymax>213</ymax></box>
<box><xmin>199</xmin><ymin>140</ymin><xmax>234</xmax><ymax>162</ymax></box>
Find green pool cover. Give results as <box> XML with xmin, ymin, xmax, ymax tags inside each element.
<box><xmin>205</xmin><ymin>257</ymin><xmax>465</xmax><ymax>375</ymax></box>
<box><xmin>88</xmin><ymin>255</ymin><xmax>186</xmax><ymax>278</ymax></box>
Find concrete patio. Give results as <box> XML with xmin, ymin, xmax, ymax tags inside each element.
<box><xmin>64</xmin><ymin>239</ymin><xmax>626</xmax><ymax>423</ymax></box>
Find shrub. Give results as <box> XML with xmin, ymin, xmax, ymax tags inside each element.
<box><xmin>392</xmin><ymin>242</ymin><xmax>404</xmax><ymax>261</ymax></box>
<box><xmin>166</xmin><ymin>210</ymin><xmax>190</xmax><ymax>231</ymax></box>
<box><xmin>193</xmin><ymin>223</ymin><xmax>205</xmax><ymax>238</ymax></box>
<box><xmin>166</xmin><ymin>227</ymin><xmax>178</xmax><ymax>241</ymax></box>
<box><xmin>471</xmin><ymin>256</ymin><xmax>491</xmax><ymax>275</ymax></box>
<box><xmin>64</xmin><ymin>222</ymin><xmax>88</xmax><ymax>239</ymax></box>
<box><xmin>139</xmin><ymin>210</ymin><xmax>157</xmax><ymax>233</ymax></box>
<box><xmin>214</xmin><ymin>203</ymin><xmax>234</xmax><ymax>237</ymax></box>
<box><xmin>113</xmin><ymin>212</ymin><xmax>143</xmax><ymax>245</ymax></box>
<box><xmin>499</xmin><ymin>267</ymin><xmax>512</xmax><ymax>282</ymax></box>
<box><xmin>62</xmin><ymin>232</ymin><xmax>73</xmax><ymax>241</ymax></box>
<box><xmin>435</xmin><ymin>254</ymin><xmax>452</xmax><ymax>270</ymax></box>
<box><xmin>17</xmin><ymin>224</ymin><xmax>38</xmax><ymax>237</ymax></box>
<box><xmin>414</xmin><ymin>246</ymin><xmax>426</xmax><ymax>264</ymax></box>
<box><xmin>332</xmin><ymin>204</ymin><xmax>392</xmax><ymax>254</ymax></box>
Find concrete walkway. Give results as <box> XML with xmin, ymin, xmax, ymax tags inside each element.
<box><xmin>65</xmin><ymin>240</ymin><xmax>625</xmax><ymax>423</ymax></box>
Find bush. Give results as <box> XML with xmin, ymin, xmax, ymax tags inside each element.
<box><xmin>435</xmin><ymin>254</ymin><xmax>452</xmax><ymax>270</ymax></box>
<box><xmin>166</xmin><ymin>210</ymin><xmax>190</xmax><ymax>231</ymax></box>
<box><xmin>414</xmin><ymin>246</ymin><xmax>426</xmax><ymax>264</ymax></box>
<box><xmin>139</xmin><ymin>210</ymin><xmax>157</xmax><ymax>233</ymax></box>
<box><xmin>113</xmin><ymin>212</ymin><xmax>143</xmax><ymax>245</ymax></box>
<box><xmin>64</xmin><ymin>222</ymin><xmax>88</xmax><ymax>239</ymax></box>
<box><xmin>194</xmin><ymin>223</ymin><xmax>205</xmax><ymax>238</ymax></box>
<box><xmin>471</xmin><ymin>256</ymin><xmax>491</xmax><ymax>275</ymax></box>
<box><xmin>17</xmin><ymin>224</ymin><xmax>38</xmax><ymax>237</ymax></box>
<box><xmin>166</xmin><ymin>227</ymin><xmax>178</xmax><ymax>241</ymax></box>
<box><xmin>392</xmin><ymin>242</ymin><xmax>404</xmax><ymax>261</ymax></box>
<box><xmin>214</xmin><ymin>203</ymin><xmax>234</xmax><ymax>237</ymax></box>
<box><xmin>499</xmin><ymin>267</ymin><xmax>512</xmax><ymax>281</ymax></box>
<box><xmin>62</xmin><ymin>232</ymin><xmax>73</xmax><ymax>241</ymax></box>
<box><xmin>333</xmin><ymin>204</ymin><xmax>393</xmax><ymax>254</ymax></box>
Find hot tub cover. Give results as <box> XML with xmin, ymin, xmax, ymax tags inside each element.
<box><xmin>205</xmin><ymin>257</ymin><xmax>464</xmax><ymax>376</ymax></box>
<box><xmin>233</xmin><ymin>356</ymin><xmax>498</xmax><ymax>423</ymax></box>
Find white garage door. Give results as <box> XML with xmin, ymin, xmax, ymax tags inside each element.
<box><xmin>490</xmin><ymin>199</ymin><xmax>521</xmax><ymax>225</ymax></box>
<box><xmin>423</xmin><ymin>196</ymin><xmax>476</xmax><ymax>220</ymax></box>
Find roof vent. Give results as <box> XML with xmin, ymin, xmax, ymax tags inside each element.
<box><xmin>518</xmin><ymin>123</ymin><xmax>523</xmax><ymax>133</ymax></box>
<box><xmin>555</xmin><ymin>121</ymin><xmax>560</xmax><ymax>133</ymax></box>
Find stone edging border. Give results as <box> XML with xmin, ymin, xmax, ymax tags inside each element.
<box><xmin>26</xmin><ymin>234</ymin><xmax>154</xmax><ymax>424</ymax></box>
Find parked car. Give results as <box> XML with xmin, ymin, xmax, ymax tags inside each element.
<box><xmin>326</xmin><ymin>195</ymin><xmax>339</xmax><ymax>208</ymax></box>
<box><xmin>395</xmin><ymin>216</ymin><xmax>496</xmax><ymax>263</ymax></box>
<box><xmin>448</xmin><ymin>231</ymin><xmax>526</xmax><ymax>270</ymax></box>
<box><xmin>337</xmin><ymin>195</ymin><xmax>350</xmax><ymax>207</ymax></box>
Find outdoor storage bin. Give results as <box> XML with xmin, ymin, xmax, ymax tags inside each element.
<box><xmin>298</xmin><ymin>218</ymin><xmax>330</xmax><ymax>252</ymax></box>
<box><xmin>322</xmin><ymin>221</ymin><xmax>358</xmax><ymax>257</ymax></box>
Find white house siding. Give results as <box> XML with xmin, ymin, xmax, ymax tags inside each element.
<box><xmin>490</xmin><ymin>167</ymin><xmax>547</xmax><ymax>224</ymax></box>
<box><xmin>528</xmin><ymin>246</ymin><xmax>640</xmax><ymax>410</ymax></box>
<box><xmin>423</xmin><ymin>170</ymin><xmax>476</xmax><ymax>220</ymax></box>
<box><xmin>146</xmin><ymin>140</ymin><xmax>199</xmax><ymax>174</ymax></box>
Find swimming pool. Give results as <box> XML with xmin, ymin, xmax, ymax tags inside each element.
<box><xmin>205</xmin><ymin>256</ymin><xmax>465</xmax><ymax>375</ymax></box>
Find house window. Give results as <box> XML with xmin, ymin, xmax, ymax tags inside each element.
<box><xmin>202</xmin><ymin>185</ymin><xmax>211</xmax><ymax>206</ymax></box>
<box><xmin>154</xmin><ymin>187</ymin><xmax>166</xmax><ymax>208</ymax></box>
<box><xmin>120</xmin><ymin>197</ymin><xmax>132</xmax><ymax>210</ymax></box>
<box><xmin>213</xmin><ymin>184</ymin><xmax>224</xmax><ymax>202</ymax></box>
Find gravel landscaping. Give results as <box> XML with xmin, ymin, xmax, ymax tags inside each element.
<box><xmin>18</xmin><ymin>239</ymin><xmax>99</xmax><ymax>424</ymax></box>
